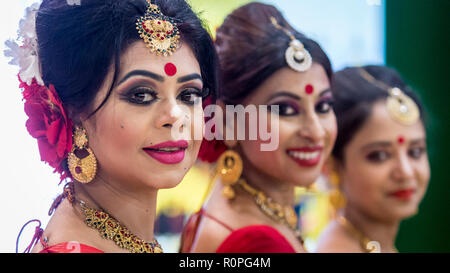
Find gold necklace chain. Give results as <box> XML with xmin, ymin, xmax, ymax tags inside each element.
<box><xmin>237</xmin><ymin>178</ymin><xmax>305</xmax><ymax>246</ymax></box>
<box><xmin>59</xmin><ymin>182</ymin><xmax>163</xmax><ymax>253</ymax></box>
<box><xmin>338</xmin><ymin>215</ymin><xmax>398</xmax><ymax>253</ymax></box>
<box><xmin>78</xmin><ymin>200</ymin><xmax>163</xmax><ymax>253</ymax></box>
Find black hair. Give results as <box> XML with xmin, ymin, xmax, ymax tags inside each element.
<box><xmin>332</xmin><ymin>65</ymin><xmax>426</xmax><ymax>162</ymax></box>
<box><xmin>215</xmin><ymin>2</ymin><xmax>332</xmax><ymax>105</ymax></box>
<box><xmin>36</xmin><ymin>0</ymin><xmax>219</xmax><ymax>119</ymax></box>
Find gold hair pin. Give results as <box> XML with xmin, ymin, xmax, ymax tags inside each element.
<box><xmin>270</xmin><ymin>16</ymin><xmax>312</xmax><ymax>72</ymax></box>
<box><xmin>136</xmin><ymin>0</ymin><xmax>180</xmax><ymax>56</ymax></box>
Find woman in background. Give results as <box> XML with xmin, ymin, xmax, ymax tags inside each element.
<box><xmin>315</xmin><ymin>65</ymin><xmax>430</xmax><ymax>253</ymax></box>
<box><xmin>180</xmin><ymin>2</ymin><xmax>337</xmax><ymax>253</ymax></box>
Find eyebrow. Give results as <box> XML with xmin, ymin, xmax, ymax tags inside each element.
<box><xmin>266</xmin><ymin>91</ymin><xmax>301</xmax><ymax>102</ymax></box>
<box><xmin>409</xmin><ymin>138</ymin><xmax>426</xmax><ymax>145</ymax></box>
<box><xmin>117</xmin><ymin>70</ymin><xmax>165</xmax><ymax>85</ymax></box>
<box><xmin>362</xmin><ymin>138</ymin><xmax>426</xmax><ymax>151</ymax></box>
<box><xmin>265</xmin><ymin>88</ymin><xmax>332</xmax><ymax>103</ymax></box>
<box><xmin>177</xmin><ymin>73</ymin><xmax>203</xmax><ymax>83</ymax></box>
<box><xmin>362</xmin><ymin>141</ymin><xmax>392</xmax><ymax>151</ymax></box>
<box><xmin>319</xmin><ymin>88</ymin><xmax>332</xmax><ymax>97</ymax></box>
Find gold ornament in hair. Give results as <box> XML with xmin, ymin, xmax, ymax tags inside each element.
<box><xmin>359</xmin><ymin>68</ymin><xmax>420</xmax><ymax>126</ymax></box>
<box><xmin>270</xmin><ymin>16</ymin><xmax>312</xmax><ymax>72</ymax></box>
<box><xmin>136</xmin><ymin>0</ymin><xmax>180</xmax><ymax>56</ymax></box>
<box><xmin>68</xmin><ymin>126</ymin><xmax>97</xmax><ymax>184</ymax></box>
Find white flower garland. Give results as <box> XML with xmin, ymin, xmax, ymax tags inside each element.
<box><xmin>4</xmin><ymin>2</ymin><xmax>44</xmax><ymax>86</ymax></box>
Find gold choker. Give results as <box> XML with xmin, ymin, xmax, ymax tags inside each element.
<box><xmin>79</xmin><ymin>200</ymin><xmax>163</xmax><ymax>253</ymax></box>
<box><xmin>237</xmin><ymin>178</ymin><xmax>304</xmax><ymax>245</ymax></box>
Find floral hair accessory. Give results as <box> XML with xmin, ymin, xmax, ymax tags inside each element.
<box><xmin>4</xmin><ymin>2</ymin><xmax>43</xmax><ymax>85</ymax></box>
<box><xmin>5</xmin><ymin>2</ymin><xmax>73</xmax><ymax>183</ymax></box>
<box><xmin>21</xmin><ymin>78</ymin><xmax>73</xmax><ymax>182</ymax></box>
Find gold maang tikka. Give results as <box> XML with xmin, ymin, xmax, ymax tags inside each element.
<box><xmin>136</xmin><ymin>0</ymin><xmax>180</xmax><ymax>56</ymax></box>
<box><xmin>270</xmin><ymin>16</ymin><xmax>312</xmax><ymax>72</ymax></box>
<box><xmin>359</xmin><ymin>68</ymin><xmax>420</xmax><ymax>126</ymax></box>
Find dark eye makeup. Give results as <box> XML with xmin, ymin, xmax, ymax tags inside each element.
<box><xmin>177</xmin><ymin>87</ymin><xmax>205</xmax><ymax>105</ymax></box>
<box><xmin>120</xmin><ymin>86</ymin><xmax>206</xmax><ymax>106</ymax></box>
<box><xmin>408</xmin><ymin>146</ymin><xmax>426</xmax><ymax>159</ymax></box>
<box><xmin>366</xmin><ymin>150</ymin><xmax>391</xmax><ymax>163</ymax></box>
<box><xmin>315</xmin><ymin>96</ymin><xmax>334</xmax><ymax>114</ymax></box>
<box><xmin>120</xmin><ymin>87</ymin><xmax>158</xmax><ymax>105</ymax></box>
<box><xmin>365</xmin><ymin>144</ymin><xmax>427</xmax><ymax>164</ymax></box>
<box><xmin>269</xmin><ymin>101</ymin><xmax>299</xmax><ymax>116</ymax></box>
<box><xmin>268</xmin><ymin>97</ymin><xmax>334</xmax><ymax>116</ymax></box>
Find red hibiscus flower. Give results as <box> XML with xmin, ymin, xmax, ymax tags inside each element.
<box><xmin>19</xmin><ymin>76</ymin><xmax>73</xmax><ymax>182</ymax></box>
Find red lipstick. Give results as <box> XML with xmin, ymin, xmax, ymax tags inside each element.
<box><xmin>389</xmin><ymin>189</ymin><xmax>415</xmax><ymax>201</ymax></box>
<box><xmin>143</xmin><ymin>140</ymin><xmax>188</xmax><ymax>165</ymax></box>
<box><xmin>286</xmin><ymin>147</ymin><xmax>323</xmax><ymax>167</ymax></box>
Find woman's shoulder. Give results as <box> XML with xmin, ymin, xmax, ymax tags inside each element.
<box><xmin>216</xmin><ymin>225</ymin><xmax>296</xmax><ymax>253</ymax></box>
<box><xmin>185</xmin><ymin>209</ymin><xmax>234</xmax><ymax>253</ymax></box>
<box><xmin>31</xmin><ymin>199</ymin><xmax>109</xmax><ymax>253</ymax></box>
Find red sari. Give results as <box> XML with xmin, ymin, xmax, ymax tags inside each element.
<box><xmin>180</xmin><ymin>208</ymin><xmax>296</xmax><ymax>253</ymax></box>
<box><xmin>39</xmin><ymin>242</ymin><xmax>104</xmax><ymax>253</ymax></box>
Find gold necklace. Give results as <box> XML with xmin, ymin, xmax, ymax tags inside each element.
<box><xmin>237</xmin><ymin>178</ymin><xmax>304</xmax><ymax>246</ymax></box>
<box><xmin>338</xmin><ymin>215</ymin><xmax>398</xmax><ymax>253</ymax></box>
<box><xmin>78</xmin><ymin>200</ymin><xmax>163</xmax><ymax>253</ymax></box>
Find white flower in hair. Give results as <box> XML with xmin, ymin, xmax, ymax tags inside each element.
<box><xmin>4</xmin><ymin>2</ymin><xmax>43</xmax><ymax>86</ymax></box>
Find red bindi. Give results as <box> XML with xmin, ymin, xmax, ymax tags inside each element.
<box><xmin>164</xmin><ymin>63</ymin><xmax>177</xmax><ymax>77</ymax></box>
<box><xmin>305</xmin><ymin>84</ymin><xmax>314</xmax><ymax>95</ymax></box>
<box><xmin>397</xmin><ymin>136</ymin><xmax>405</xmax><ymax>144</ymax></box>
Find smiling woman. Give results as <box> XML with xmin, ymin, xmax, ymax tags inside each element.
<box><xmin>180</xmin><ymin>2</ymin><xmax>336</xmax><ymax>253</ymax></box>
<box><xmin>5</xmin><ymin>0</ymin><xmax>218</xmax><ymax>253</ymax></box>
<box><xmin>315</xmin><ymin>65</ymin><xmax>430</xmax><ymax>253</ymax></box>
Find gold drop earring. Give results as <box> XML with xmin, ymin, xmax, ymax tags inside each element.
<box><xmin>68</xmin><ymin>126</ymin><xmax>97</xmax><ymax>183</ymax></box>
<box><xmin>216</xmin><ymin>150</ymin><xmax>243</xmax><ymax>199</ymax></box>
<box><xmin>329</xmin><ymin>170</ymin><xmax>346</xmax><ymax>212</ymax></box>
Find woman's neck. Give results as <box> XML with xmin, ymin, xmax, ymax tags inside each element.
<box><xmin>240</xmin><ymin>152</ymin><xmax>295</xmax><ymax>208</ymax></box>
<box><xmin>343</xmin><ymin>204</ymin><xmax>399</xmax><ymax>252</ymax></box>
<box><xmin>74</xmin><ymin>174</ymin><xmax>157</xmax><ymax>242</ymax></box>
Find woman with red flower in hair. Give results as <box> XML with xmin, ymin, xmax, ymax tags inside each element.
<box><xmin>180</xmin><ymin>2</ymin><xmax>337</xmax><ymax>253</ymax></box>
<box><xmin>6</xmin><ymin>0</ymin><xmax>218</xmax><ymax>253</ymax></box>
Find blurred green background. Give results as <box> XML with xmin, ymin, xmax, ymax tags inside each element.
<box><xmin>386</xmin><ymin>0</ymin><xmax>450</xmax><ymax>252</ymax></box>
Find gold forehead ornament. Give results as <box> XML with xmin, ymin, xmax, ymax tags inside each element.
<box><xmin>359</xmin><ymin>68</ymin><xmax>420</xmax><ymax>126</ymax></box>
<box><xmin>270</xmin><ymin>16</ymin><xmax>312</xmax><ymax>72</ymax></box>
<box><xmin>136</xmin><ymin>0</ymin><xmax>180</xmax><ymax>56</ymax></box>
